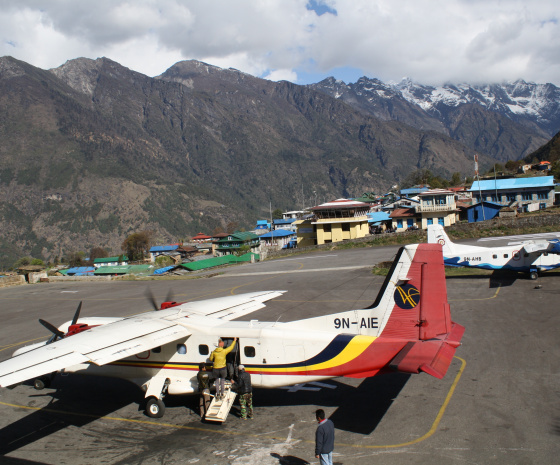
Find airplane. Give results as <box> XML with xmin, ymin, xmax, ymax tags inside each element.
<box><xmin>0</xmin><ymin>243</ymin><xmax>465</xmax><ymax>419</ymax></box>
<box><xmin>427</xmin><ymin>224</ymin><xmax>560</xmax><ymax>280</ymax></box>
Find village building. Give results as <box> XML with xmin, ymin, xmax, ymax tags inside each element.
<box><xmin>93</xmin><ymin>255</ymin><xmax>129</xmax><ymax>267</ymax></box>
<box><xmin>469</xmin><ymin>176</ymin><xmax>555</xmax><ymax>211</ymax></box>
<box><xmin>214</xmin><ymin>232</ymin><xmax>261</xmax><ymax>256</ymax></box>
<box><xmin>259</xmin><ymin>229</ymin><xmax>296</xmax><ymax>249</ymax></box>
<box><xmin>296</xmin><ymin>199</ymin><xmax>370</xmax><ymax>246</ymax></box>
<box><xmin>190</xmin><ymin>232</ymin><xmax>212</xmax><ymax>243</ymax></box>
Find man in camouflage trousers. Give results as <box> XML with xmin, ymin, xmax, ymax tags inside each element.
<box><xmin>234</xmin><ymin>365</ymin><xmax>253</xmax><ymax>420</ymax></box>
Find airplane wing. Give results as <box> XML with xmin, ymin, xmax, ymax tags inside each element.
<box><xmin>0</xmin><ymin>309</ymin><xmax>191</xmax><ymax>388</ymax></box>
<box><xmin>521</xmin><ymin>239</ymin><xmax>560</xmax><ymax>255</ymax></box>
<box><xmin>178</xmin><ymin>290</ymin><xmax>285</xmax><ymax>320</ymax></box>
<box><xmin>0</xmin><ymin>290</ymin><xmax>285</xmax><ymax>388</ymax></box>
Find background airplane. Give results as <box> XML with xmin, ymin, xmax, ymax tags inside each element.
<box><xmin>0</xmin><ymin>243</ymin><xmax>464</xmax><ymax>419</ymax></box>
<box><xmin>427</xmin><ymin>224</ymin><xmax>560</xmax><ymax>279</ymax></box>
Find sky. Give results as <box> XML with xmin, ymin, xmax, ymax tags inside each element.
<box><xmin>1</xmin><ymin>0</ymin><xmax>559</xmax><ymax>86</ymax></box>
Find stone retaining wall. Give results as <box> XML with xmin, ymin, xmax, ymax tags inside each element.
<box><xmin>0</xmin><ymin>275</ymin><xmax>26</xmax><ymax>287</ymax></box>
<box><xmin>48</xmin><ymin>275</ymin><xmax>114</xmax><ymax>282</ymax></box>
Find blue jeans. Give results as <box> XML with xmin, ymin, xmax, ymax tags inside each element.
<box><xmin>319</xmin><ymin>452</ymin><xmax>333</xmax><ymax>465</ymax></box>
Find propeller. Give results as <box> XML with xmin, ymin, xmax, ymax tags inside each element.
<box><xmin>71</xmin><ymin>301</ymin><xmax>82</xmax><ymax>325</ymax></box>
<box><xmin>39</xmin><ymin>319</ymin><xmax>65</xmax><ymax>343</ymax></box>
<box><xmin>164</xmin><ymin>288</ymin><xmax>174</xmax><ymax>304</ymax></box>
<box><xmin>145</xmin><ymin>288</ymin><xmax>160</xmax><ymax>311</ymax></box>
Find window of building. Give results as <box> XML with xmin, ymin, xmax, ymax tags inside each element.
<box><xmin>496</xmin><ymin>194</ymin><xmax>502</xmax><ymax>202</ymax></box>
<box><xmin>244</xmin><ymin>346</ymin><xmax>256</xmax><ymax>358</ymax></box>
<box><xmin>397</xmin><ymin>219</ymin><xmax>403</xmax><ymax>228</ymax></box>
<box><xmin>438</xmin><ymin>217</ymin><xmax>445</xmax><ymax>226</ymax></box>
<box><xmin>522</xmin><ymin>192</ymin><xmax>532</xmax><ymax>201</ymax></box>
<box><xmin>324</xmin><ymin>224</ymin><xmax>331</xmax><ymax>233</ymax></box>
<box><xmin>199</xmin><ymin>344</ymin><xmax>209</xmax><ymax>356</ymax></box>
<box><xmin>407</xmin><ymin>219</ymin><xmax>414</xmax><ymax>227</ymax></box>
<box><xmin>176</xmin><ymin>344</ymin><xmax>187</xmax><ymax>354</ymax></box>
<box><xmin>427</xmin><ymin>218</ymin><xmax>433</xmax><ymax>225</ymax></box>
<box><xmin>342</xmin><ymin>223</ymin><xmax>350</xmax><ymax>232</ymax></box>
<box><xmin>537</xmin><ymin>192</ymin><xmax>548</xmax><ymax>200</ymax></box>
<box><xmin>506</xmin><ymin>193</ymin><xmax>516</xmax><ymax>202</ymax></box>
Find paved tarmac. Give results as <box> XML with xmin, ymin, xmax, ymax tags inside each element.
<box><xmin>0</xmin><ymin>244</ymin><xmax>559</xmax><ymax>465</ymax></box>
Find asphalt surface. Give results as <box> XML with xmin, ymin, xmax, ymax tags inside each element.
<box><xmin>0</xmin><ymin>243</ymin><xmax>559</xmax><ymax>465</ymax></box>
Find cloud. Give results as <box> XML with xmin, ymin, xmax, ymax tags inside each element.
<box><xmin>0</xmin><ymin>0</ymin><xmax>559</xmax><ymax>86</ymax></box>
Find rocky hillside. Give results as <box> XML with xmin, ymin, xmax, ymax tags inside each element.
<box><xmin>310</xmin><ymin>77</ymin><xmax>560</xmax><ymax>161</ymax></box>
<box><xmin>0</xmin><ymin>56</ymin><xmax>537</xmax><ymax>267</ymax></box>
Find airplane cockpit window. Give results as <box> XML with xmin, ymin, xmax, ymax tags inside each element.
<box><xmin>244</xmin><ymin>346</ymin><xmax>256</xmax><ymax>358</ymax></box>
<box><xmin>152</xmin><ymin>346</ymin><xmax>161</xmax><ymax>353</ymax></box>
<box><xmin>199</xmin><ymin>344</ymin><xmax>209</xmax><ymax>355</ymax></box>
<box><xmin>176</xmin><ymin>344</ymin><xmax>187</xmax><ymax>354</ymax></box>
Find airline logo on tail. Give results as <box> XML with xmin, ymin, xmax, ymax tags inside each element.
<box><xmin>394</xmin><ymin>284</ymin><xmax>420</xmax><ymax>309</ymax></box>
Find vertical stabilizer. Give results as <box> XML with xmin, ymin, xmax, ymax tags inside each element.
<box><xmin>427</xmin><ymin>224</ymin><xmax>455</xmax><ymax>255</ymax></box>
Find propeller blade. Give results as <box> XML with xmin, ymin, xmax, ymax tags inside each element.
<box><xmin>164</xmin><ymin>288</ymin><xmax>174</xmax><ymax>303</ymax></box>
<box><xmin>71</xmin><ymin>301</ymin><xmax>83</xmax><ymax>326</ymax></box>
<box><xmin>145</xmin><ymin>288</ymin><xmax>159</xmax><ymax>311</ymax></box>
<box><xmin>39</xmin><ymin>319</ymin><xmax>65</xmax><ymax>339</ymax></box>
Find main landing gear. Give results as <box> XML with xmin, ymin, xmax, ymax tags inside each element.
<box><xmin>145</xmin><ymin>397</ymin><xmax>165</xmax><ymax>418</ymax></box>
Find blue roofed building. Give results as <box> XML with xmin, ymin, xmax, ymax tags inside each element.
<box><xmin>254</xmin><ymin>220</ymin><xmax>271</xmax><ymax>235</ymax></box>
<box><xmin>464</xmin><ymin>201</ymin><xmax>503</xmax><ymax>223</ymax></box>
<box><xmin>259</xmin><ymin>229</ymin><xmax>296</xmax><ymax>249</ymax></box>
<box><xmin>469</xmin><ymin>176</ymin><xmax>555</xmax><ymax>211</ymax></box>
<box><xmin>272</xmin><ymin>218</ymin><xmax>296</xmax><ymax>232</ymax></box>
<box><xmin>367</xmin><ymin>211</ymin><xmax>391</xmax><ymax>232</ymax></box>
<box><xmin>149</xmin><ymin>244</ymin><xmax>180</xmax><ymax>262</ymax></box>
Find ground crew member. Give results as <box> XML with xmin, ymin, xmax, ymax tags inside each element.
<box><xmin>234</xmin><ymin>365</ymin><xmax>253</xmax><ymax>420</ymax></box>
<box><xmin>315</xmin><ymin>409</ymin><xmax>334</xmax><ymax>465</ymax></box>
<box><xmin>197</xmin><ymin>363</ymin><xmax>212</xmax><ymax>419</ymax></box>
<box><xmin>210</xmin><ymin>337</ymin><xmax>237</xmax><ymax>399</ymax></box>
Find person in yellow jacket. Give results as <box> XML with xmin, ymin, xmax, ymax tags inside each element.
<box><xmin>210</xmin><ymin>337</ymin><xmax>237</xmax><ymax>399</ymax></box>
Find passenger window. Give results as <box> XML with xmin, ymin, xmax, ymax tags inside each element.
<box><xmin>503</xmin><ymin>254</ymin><xmax>508</xmax><ymax>258</ymax></box>
<box><xmin>152</xmin><ymin>346</ymin><xmax>161</xmax><ymax>353</ymax></box>
<box><xmin>199</xmin><ymin>344</ymin><xmax>209</xmax><ymax>355</ymax></box>
<box><xmin>176</xmin><ymin>344</ymin><xmax>187</xmax><ymax>354</ymax></box>
<box><xmin>492</xmin><ymin>254</ymin><xmax>497</xmax><ymax>259</ymax></box>
<box><xmin>244</xmin><ymin>346</ymin><xmax>256</xmax><ymax>358</ymax></box>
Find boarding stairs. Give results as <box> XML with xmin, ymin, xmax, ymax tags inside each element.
<box><xmin>204</xmin><ymin>380</ymin><xmax>237</xmax><ymax>423</ymax></box>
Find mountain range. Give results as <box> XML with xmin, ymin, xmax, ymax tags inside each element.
<box><xmin>0</xmin><ymin>56</ymin><xmax>558</xmax><ymax>267</ymax></box>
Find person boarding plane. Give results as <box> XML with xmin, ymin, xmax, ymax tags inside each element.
<box><xmin>427</xmin><ymin>224</ymin><xmax>560</xmax><ymax>279</ymax></box>
<box><xmin>0</xmin><ymin>243</ymin><xmax>464</xmax><ymax>419</ymax></box>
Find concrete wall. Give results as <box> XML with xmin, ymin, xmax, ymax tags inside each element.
<box><xmin>0</xmin><ymin>275</ymin><xmax>26</xmax><ymax>287</ymax></box>
<box><xmin>28</xmin><ymin>271</ymin><xmax>48</xmax><ymax>284</ymax></box>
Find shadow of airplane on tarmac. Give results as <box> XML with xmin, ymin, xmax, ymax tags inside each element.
<box><xmin>254</xmin><ymin>373</ymin><xmax>411</xmax><ymax>435</ymax></box>
<box><xmin>0</xmin><ymin>374</ymin><xmax>141</xmax><ymax>457</ymax></box>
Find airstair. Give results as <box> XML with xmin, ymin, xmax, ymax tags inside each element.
<box><xmin>204</xmin><ymin>381</ymin><xmax>237</xmax><ymax>423</ymax></box>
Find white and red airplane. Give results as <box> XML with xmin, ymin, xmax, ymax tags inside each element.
<box><xmin>0</xmin><ymin>243</ymin><xmax>464</xmax><ymax>418</ymax></box>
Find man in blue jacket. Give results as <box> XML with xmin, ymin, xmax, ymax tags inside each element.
<box><xmin>315</xmin><ymin>409</ymin><xmax>334</xmax><ymax>465</ymax></box>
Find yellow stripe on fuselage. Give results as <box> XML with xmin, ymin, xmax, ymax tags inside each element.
<box><xmin>258</xmin><ymin>335</ymin><xmax>376</xmax><ymax>373</ymax></box>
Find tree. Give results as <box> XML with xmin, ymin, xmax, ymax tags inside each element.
<box><xmin>155</xmin><ymin>255</ymin><xmax>174</xmax><ymax>267</ymax></box>
<box><xmin>89</xmin><ymin>247</ymin><xmax>109</xmax><ymax>264</ymax></box>
<box><xmin>226</xmin><ymin>221</ymin><xmax>239</xmax><ymax>234</ymax></box>
<box><xmin>30</xmin><ymin>258</ymin><xmax>44</xmax><ymax>266</ymax></box>
<box><xmin>13</xmin><ymin>256</ymin><xmax>32</xmax><ymax>269</ymax></box>
<box><xmin>234</xmin><ymin>244</ymin><xmax>251</xmax><ymax>257</ymax></box>
<box><xmin>450</xmin><ymin>172</ymin><xmax>462</xmax><ymax>186</ymax></box>
<box><xmin>212</xmin><ymin>226</ymin><xmax>225</xmax><ymax>235</ymax></box>
<box><xmin>65</xmin><ymin>251</ymin><xmax>86</xmax><ymax>267</ymax></box>
<box><xmin>121</xmin><ymin>230</ymin><xmax>153</xmax><ymax>261</ymax></box>
<box><xmin>272</xmin><ymin>208</ymin><xmax>283</xmax><ymax>220</ymax></box>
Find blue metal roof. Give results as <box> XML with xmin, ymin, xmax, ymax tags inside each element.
<box><xmin>400</xmin><ymin>187</ymin><xmax>429</xmax><ymax>195</ymax></box>
<box><xmin>367</xmin><ymin>212</ymin><xmax>391</xmax><ymax>222</ymax></box>
<box><xmin>150</xmin><ymin>245</ymin><xmax>179</xmax><ymax>252</ymax></box>
<box><xmin>259</xmin><ymin>230</ymin><xmax>295</xmax><ymax>238</ymax></box>
<box><xmin>153</xmin><ymin>265</ymin><xmax>177</xmax><ymax>275</ymax></box>
<box><xmin>465</xmin><ymin>201</ymin><xmax>503</xmax><ymax>209</ymax></box>
<box><xmin>469</xmin><ymin>176</ymin><xmax>554</xmax><ymax>191</ymax></box>
<box><xmin>273</xmin><ymin>218</ymin><xmax>295</xmax><ymax>224</ymax></box>
<box><xmin>66</xmin><ymin>267</ymin><xmax>95</xmax><ymax>275</ymax></box>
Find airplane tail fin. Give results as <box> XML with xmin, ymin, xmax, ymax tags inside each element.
<box><xmin>427</xmin><ymin>224</ymin><xmax>455</xmax><ymax>255</ymax></box>
<box><xmin>373</xmin><ymin>243</ymin><xmax>465</xmax><ymax>379</ymax></box>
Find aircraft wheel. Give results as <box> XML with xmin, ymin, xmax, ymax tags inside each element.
<box><xmin>145</xmin><ymin>397</ymin><xmax>165</xmax><ymax>418</ymax></box>
<box><xmin>33</xmin><ymin>378</ymin><xmax>45</xmax><ymax>390</ymax></box>
<box><xmin>530</xmin><ymin>271</ymin><xmax>538</xmax><ymax>280</ymax></box>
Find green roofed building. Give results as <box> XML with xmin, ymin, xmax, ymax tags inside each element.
<box><xmin>214</xmin><ymin>232</ymin><xmax>260</xmax><ymax>257</ymax></box>
<box><xmin>93</xmin><ymin>255</ymin><xmax>129</xmax><ymax>267</ymax></box>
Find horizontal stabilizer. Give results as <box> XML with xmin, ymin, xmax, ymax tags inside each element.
<box><xmin>389</xmin><ymin>323</ymin><xmax>465</xmax><ymax>379</ymax></box>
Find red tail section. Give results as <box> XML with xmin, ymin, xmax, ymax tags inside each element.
<box><xmin>380</xmin><ymin>244</ymin><xmax>465</xmax><ymax>379</ymax></box>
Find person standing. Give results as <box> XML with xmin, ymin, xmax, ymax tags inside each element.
<box><xmin>234</xmin><ymin>365</ymin><xmax>253</xmax><ymax>420</ymax></box>
<box><xmin>197</xmin><ymin>363</ymin><xmax>212</xmax><ymax>419</ymax></box>
<box><xmin>315</xmin><ymin>409</ymin><xmax>334</xmax><ymax>465</ymax></box>
<box><xmin>210</xmin><ymin>337</ymin><xmax>237</xmax><ymax>399</ymax></box>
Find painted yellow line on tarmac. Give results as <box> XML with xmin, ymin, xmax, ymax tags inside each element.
<box><xmin>0</xmin><ymin>337</ymin><xmax>46</xmax><ymax>352</ymax></box>
<box><xmin>0</xmin><ymin>357</ymin><xmax>466</xmax><ymax>449</ymax></box>
<box><xmin>449</xmin><ymin>284</ymin><xmax>501</xmax><ymax>302</ymax></box>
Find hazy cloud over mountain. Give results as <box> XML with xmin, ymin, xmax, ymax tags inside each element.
<box><xmin>1</xmin><ymin>0</ymin><xmax>559</xmax><ymax>85</ymax></box>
